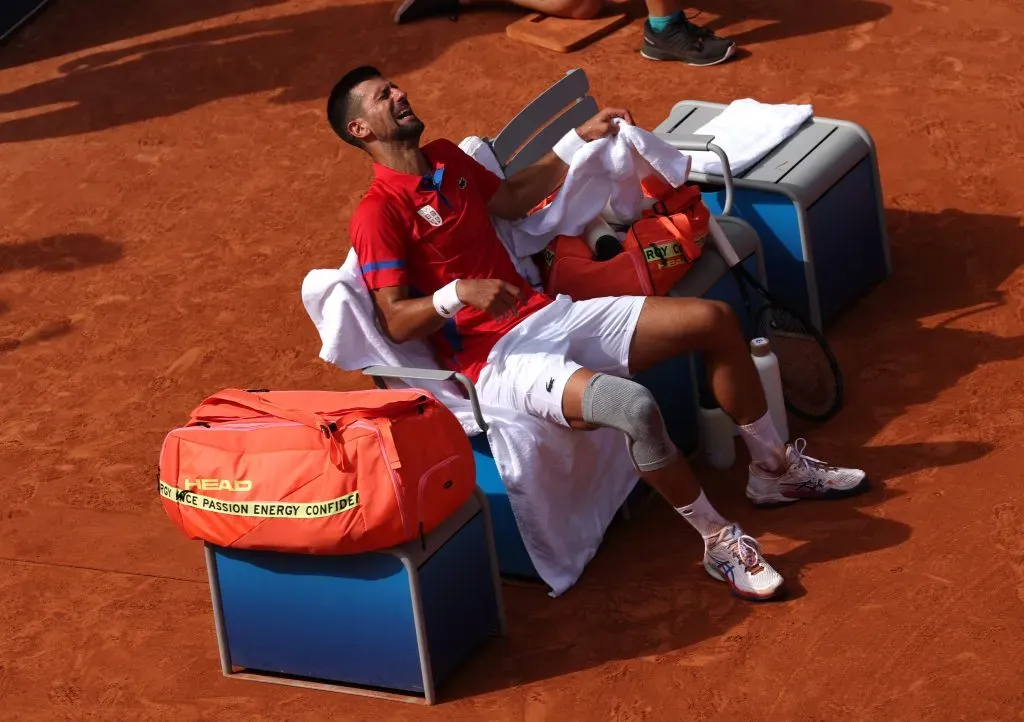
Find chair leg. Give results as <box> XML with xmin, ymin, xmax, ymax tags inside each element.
<box><xmin>204</xmin><ymin>543</ymin><xmax>233</xmax><ymax>677</ymax></box>
<box><xmin>473</xmin><ymin>486</ymin><xmax>509</xmax><ymax>636</ymax></box>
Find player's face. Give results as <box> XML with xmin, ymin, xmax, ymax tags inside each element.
<box><xmin>354</xmin><ymin>76</ymin><xmax>424</xmax><ymax>144</ymax></box>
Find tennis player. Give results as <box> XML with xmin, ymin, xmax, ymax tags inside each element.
<box><xmin>327</xmin><ymin>66</ymin><xmax>869</xmax><ymax>601</ymax></box>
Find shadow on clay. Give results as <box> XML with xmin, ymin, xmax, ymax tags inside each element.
<box><xmin>825</xmin><ymin>208</ymin><xmax>1024</xmax><ymax>460</ymax></box>
<box><xmin>0</xmin><ymin>233</ymin><xmax>122</xmax><ymax>353</ymax></box>
<box><xmin>0</xmin><ymin>233</ymin><xmax>123</xmax><ymax>274</ymax></box>
<box><xmin>0</xmin><ymin>0</ymin><xmax>288</xmax><ymax>70</ymax></box>
<box><xmin>0</xmin><ymin>0</ymin><xmax>500</xmax><ymax>144</ymax></box>
<box><xmin>698</xmin><ymin>0</ymin><xmax>892</xmax><ymax>47</ymax></box>
<box><xmin>451</xmin><ymin>480</ymin><xmax>911</xmax><ymax>698</ymax></box>
<box><xmin>0</xmin><ymin>0</ymin><xmax>895</xmax><ymax>143</ymax></box>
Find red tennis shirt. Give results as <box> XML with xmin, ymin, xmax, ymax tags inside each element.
<box><xmin>350</xmin><ymin>138</ymin><xmax>553</xmax><ymax>382</ymax></box>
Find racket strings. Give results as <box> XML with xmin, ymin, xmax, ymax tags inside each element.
<box><xmin>755</xmin><ymin>306</ymin><xmax>839</xmax><ymax>419</ymax></box>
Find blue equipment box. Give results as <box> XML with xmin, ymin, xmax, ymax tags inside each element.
<box><xmin>205</xmin><ymin>488</ymin><xmax>506</xmax><ymax>705</ymax></box>
<box><xmin>654</xmin><ymin>101</ymin><xmax>892</xmax><ymax>331</ymax></box>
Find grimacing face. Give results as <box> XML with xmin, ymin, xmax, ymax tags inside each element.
<box><xmin>348</xmin><ymin>76</ymin><xmax>425</xmax><ymax>145</ymax></box>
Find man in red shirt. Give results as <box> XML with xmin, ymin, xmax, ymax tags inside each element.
<box><xmin>328</xmin><ymin>66</ymin><xmax>868</xmax><ymax>601</ymax></box>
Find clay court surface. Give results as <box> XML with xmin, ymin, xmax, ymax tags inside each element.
<box><xmin>2</xmin><ymin>0</ymin><xmax>1024</xmax><ymax>718</ymax></box>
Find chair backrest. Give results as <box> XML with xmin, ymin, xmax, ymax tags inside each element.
<box><xmin>487</xmin><ymin>69</ymin><xmax>598</xmax><ymax>178</ymax></box>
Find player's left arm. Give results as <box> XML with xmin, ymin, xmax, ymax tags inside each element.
<box><xmin>485</xmin><ymin>107</ymin><xmax>635</xmax><ymax>221</ymax></box>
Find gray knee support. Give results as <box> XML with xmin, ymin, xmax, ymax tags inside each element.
<box><xmin>581</xmin><ymin>373</ymin><xmax>679</xmax><ymax>472</ymax></box>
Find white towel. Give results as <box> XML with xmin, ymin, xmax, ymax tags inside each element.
<box><xmin>511</xmin><ymin>119</ymin><xmax>692</xmax><ymax>239</ymax></box>
<box><xmin>460</xmin><ymin>120</ymin><xmax>691</xmax><ymax>255</ymax></box>
<box><xmin>458</xmin><ymin>135</ymin><xmax>546</xmax><ymax>291</ymax></box>
<box><xmin>300</xmin><ymin>251</ymin><xmax>640</xmax><ymax>597</ymax></box>
<box><xmin>686</xmin><ymin>98</ymin><xmax>813</xmax><ymax>176</ymax></box>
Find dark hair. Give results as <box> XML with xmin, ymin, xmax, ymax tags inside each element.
<box><xmin>326</xmin><ymin>65</ymin><xmax>382</xmax><ymax>148</ymax></box>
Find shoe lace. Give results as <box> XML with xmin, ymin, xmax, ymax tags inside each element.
<box><xmin>682</xmin><ymin>11</ymin><xmax>716</xmax><ymax>38</ymax></box>
<box><xmin>721</xmin><ymin>526</ymin><xmax>764</xmax><ymax>572</ymax></box>
<box><xmin>659</xmin><ymin>15</ymin><xmax>709</xmax><ymax>50</ymax></box>
<box><xmin>787</xmin><ymin>438</ymin><xmax>841</xmax><ymax>490</ymax></box>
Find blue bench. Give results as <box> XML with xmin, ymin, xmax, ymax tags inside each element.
<box><xmin>204</xmin><ymin>488</ymin><xmax>505</xmax><ymax>704</ymax></box>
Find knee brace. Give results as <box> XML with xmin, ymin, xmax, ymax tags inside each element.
<box><xmin>581</xmin><ymin>373</ymin><xmax>679</xmax><ymax>472</ymax></box>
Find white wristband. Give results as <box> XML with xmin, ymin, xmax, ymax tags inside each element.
<box><xmin>432</xmin><ymin>279</ymin><xmax>464</xmax><ymax>318</ymax></box>
<box><xmin>553</xmin><ymin>129</ymin><xmax>587</xmax><ymax>165</ymax></box>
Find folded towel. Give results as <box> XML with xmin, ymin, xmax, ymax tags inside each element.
<box><xmin>301</xmin><ymin>251</ymin><xmax>640</xmax><ymax>597</ymax></box>
<box><xmin>686</xmin><ymin>98</ymin><xmax>813</xmax><ymax>176</ymax></box>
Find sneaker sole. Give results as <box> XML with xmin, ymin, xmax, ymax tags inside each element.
<box><xmin>746</xmin><ymin>475</ymin><xmax>872</xmax><ymax>508</ymax></box>
<box><xmin>704</xmin><ymin>562</ymin><xmax>785</xmax><ymax>602</ymax></box>
<box><xmin>640</xmin><ymin>42</ymin><xmax>736</xmax><ymax>67</ymax></box>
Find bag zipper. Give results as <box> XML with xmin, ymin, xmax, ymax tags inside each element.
<box><xmin>350</xmin><ymin>419</ymin><xmax>411</xmax><ymax>539</ymax></box>
<box><xmin>174</xmin><ymin>403</ymin><xmax>425</xmax><ymax>538</ymax></box>
<box><xmin>415</xmin><ymin>455</ymin><xmax>460</xmax><ymax>549</ymax></box>
<box><xmin>177</xmin><ymin>420</ymin><xmax>305</xmax><ymax>433</ymax></box>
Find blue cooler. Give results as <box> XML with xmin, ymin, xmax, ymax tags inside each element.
<box><xmin>655</xmin><ymin>101</ymin><xmax>892</xmax><ymax>331</ymax></box>
<box><xmin>204</xmin><ymin>487</ymin><xmax>505</xmax><ymax>705</ymax></box>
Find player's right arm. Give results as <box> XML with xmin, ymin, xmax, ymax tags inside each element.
<box><xmin>352</xmin><ymin>202</ymin><xmax>522</xmax><ymax>345</ymax></box>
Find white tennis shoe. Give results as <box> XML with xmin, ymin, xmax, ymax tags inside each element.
<box><xmin>746</xmin><ymin>438</ymin><xmax>869</xmax><ymax>508</ymax></box>
<box><xmin>703</xmin><ymin>524</ymin><xmax>784</xmax><ymax>601</ymax></box>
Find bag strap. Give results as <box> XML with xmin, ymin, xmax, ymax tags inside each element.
<box><xmin>656</xmin><ymin>214</ymin><xmax>686</xmax><ymax>241</ymax></box>
<box><xmin>640</xmin><ymin>215</ymin><xmax>700</xmax><ymax>266</ymax></box>
<box><xmin>195</xmin><ymin>389</ymin><xmax>350</xmax><ymax>470</ymax></box>
<box><xmin>198</xmin><ymin>389</ymin><xmax>335</xmax><ymax>432</ymax></box>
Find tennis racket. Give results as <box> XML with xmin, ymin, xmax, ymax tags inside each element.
<box><xmin>707</xmin><ymin>218</ymin><xmax>844</xmax><ymax>422</ymax></box>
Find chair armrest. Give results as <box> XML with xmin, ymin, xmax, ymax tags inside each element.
<box><xmin>362</xmin><ymin>365</ymin><xmax>489</xmax><ymax>433</ymax></box>
<box><xmin>654</xmin><ymin>132</ymin><xmax>735</xmax><ymax>217</ymax></box>
<box><xmin>661</xmin><ymin>133</ymin><xmax>716</xmax><ymax>152</ymax></box>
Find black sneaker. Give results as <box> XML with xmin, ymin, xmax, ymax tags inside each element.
<box><xmin>391</xmin><ymin>0</ymin><xmax>459</xmax><ymax>23</ymax></box>
<box><xmin>641</xmin><ymin>16</ymin><xmax>736</xmax><ymax>66</ymax></box>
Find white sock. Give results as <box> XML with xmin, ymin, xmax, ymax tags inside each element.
<box><xmin>738</xmin><ymin>411</ymin><xmax>787</xmax><ymax>472</ymax></box>
<box><xmin>676</xmin><ymin>489</ymin><xmax>731</xmax><ymax>541</ymax></box>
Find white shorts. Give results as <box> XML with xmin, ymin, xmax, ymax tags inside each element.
<box><xmin>475</xmin><ymin>294</ymin><xmax>647</xmax><ymax>427</ymax></box>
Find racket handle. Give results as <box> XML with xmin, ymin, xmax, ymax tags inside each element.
<box><xmin>707</xmin><ymin>217</ymin><xmax>743</xmax><ymax>268</ymax></box>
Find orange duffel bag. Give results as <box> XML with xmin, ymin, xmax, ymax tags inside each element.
<box><xmin>158</xmin><ymin>387</ymin><xmax>476</xmax><ymax>554</ymax></box>
<box><xmin>538</xmin><ymin>183</ymin><xmax>710</xmax><ymax>301</ymax></box>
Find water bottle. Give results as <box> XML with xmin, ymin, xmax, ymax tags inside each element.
<box><xmin>698</xmin><ymin>389</ymin><xmax>736</xmax><ymax>470</ymax></box>
<box><xmin>599</xmin><ymin>197</ymin><xmax>657</xmax><ymax>229</ymax></box>
<box><xmin>584</xmin><ymin>216</ymin><xmax>623</xmax><ymax>261</ymax></box>
<box><xmin>750</xmin><ymin>337</ymin><xmax>789</xmax><ymax>442</ymax></box>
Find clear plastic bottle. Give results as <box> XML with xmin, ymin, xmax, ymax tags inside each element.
<box><xmin>750</xmin><ymin>337</ymin><xmax>789</xmax><ymax>442</ymax></box>
<box><xmin>698</xmin><ymin>389</ymin><xmax>736</xmax><ymax>470</ymax></box>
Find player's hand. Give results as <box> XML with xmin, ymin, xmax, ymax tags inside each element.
<box><xmin>577</xmin><ymin>107</ymin><xmax>635</xmax><ymax>142</ymax></box>
<box><xmin>456</xmin><ymin>279</ymin><xmax>522</xmax><ymax>321</ymax></box>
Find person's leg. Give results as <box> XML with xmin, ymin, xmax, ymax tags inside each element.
<box><xmin>640</xmin><ymin>2</ymin><xmax>735</xmax><ymax>66</ymax></box>
<box><xmin>559</xmin><ymin>367</ymin><xmax>784</xmax><ymax>601</ymax></box>
<box><xmin>476</xmin><ymin>296</ymin><xmax>784</xmax><ymax>600</ymax></box>
<box><xmin>625</xmin><ymin>295</ymin><xmax>869</xmax><ymax>506</ymax></box>
<box><xmin>627</xmin><ymin>295</ymin><xmax>784</xmax><ymax>463</ymax></box>
<box><xmin>392</xmin><ymin>0</ymin><xmax>604</xmax><ymax>24</ymax></box>
<box><xmin>645</xmin><ymin>0</ymin><xmax>684</xmax><ymax>31</ymax></box>
<box><xmin>531</xmin><ymin>296</ymin><xmax>782</xmax><ymax>599</ymax></box>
